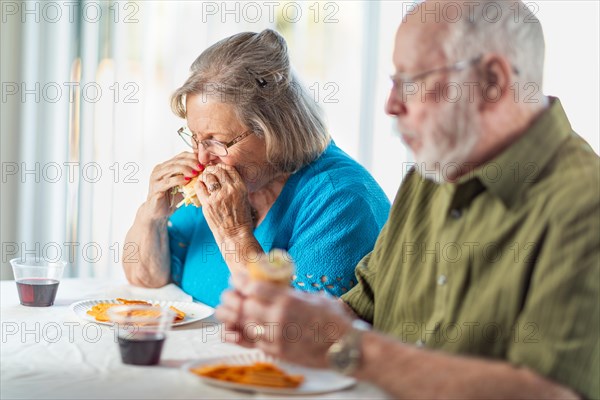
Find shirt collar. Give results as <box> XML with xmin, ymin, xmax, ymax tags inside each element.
<box><xmin>458</xmin><ymin>97</ymin><xmax>572</xmax><ymax>209</ymax></box>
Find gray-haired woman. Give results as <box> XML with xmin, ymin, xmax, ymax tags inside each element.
<box><xmin>123</xmin><ymin>29</ymin><xmax>390</xmax><ymax>307</ymax></box>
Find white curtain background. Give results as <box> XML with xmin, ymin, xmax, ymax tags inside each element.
<box><xmin>1</xmin><ymin>1</ymin><xmax>599</xmax><ymax>280</ymax></box>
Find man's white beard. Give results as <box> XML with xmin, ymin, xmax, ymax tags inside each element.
<box><xmin>408</xmin><ymin>99</ymin><xmax>480</xmax><ymax>183</ymax></box>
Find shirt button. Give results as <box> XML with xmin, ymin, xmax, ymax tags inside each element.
<box><xmin>437</xmin><ymin>274</ymin><xmax>447</xmax><ymax>286</ymax></box>
<box><xmin>450</xmin><ymin>209</ymin><xmax>462</xmax><ymax>219</ymax></box>
<box><xmin>416</xmin><ymin>339</ymin><xmax>425</xmax><ymax>347</ymax></box>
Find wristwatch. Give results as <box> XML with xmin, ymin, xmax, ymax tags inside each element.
<box><xmin>326</xmin><ymin>319</ymin><xmax>371</xmax><ymax>375</ymax></box>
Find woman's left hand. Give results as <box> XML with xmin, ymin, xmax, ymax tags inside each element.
<box><xmin>194</xmin><ymin>164</ymin><xmax>255</xmax><ymax>243</ymax></box>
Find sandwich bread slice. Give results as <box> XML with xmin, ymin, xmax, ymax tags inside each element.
<box><xmin>173</xmin><ymin>176</ymin><xmax>201</xmax><ymax>208</ymax></box>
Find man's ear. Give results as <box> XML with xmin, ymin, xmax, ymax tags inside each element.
<box><xmin>476</xmin><ymin>54</ymin><xmax>514</xmax><ymax>111</ymax></box>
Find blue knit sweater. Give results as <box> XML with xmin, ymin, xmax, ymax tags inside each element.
<box><xmin>167</xmin><ymin>142</ymin><xmax>390</xmax><ymax>307</ymax></box>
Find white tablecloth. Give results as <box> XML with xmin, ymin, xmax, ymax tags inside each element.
<box><xmin>0</xmin><ymin>278</ymin><xmax>387</xmax><ymax>399</ymax></box>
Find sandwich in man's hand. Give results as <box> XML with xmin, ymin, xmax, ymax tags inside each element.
<box><xmin>247</xmin><ymin>249</ymin><xmax>296</xmax><ymax>286</ymax></box>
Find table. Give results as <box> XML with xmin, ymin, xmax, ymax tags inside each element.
<box><xmin>0</xmin><ymin>278</ymin><xmax>388</xmax><ymax>399</ymax></box>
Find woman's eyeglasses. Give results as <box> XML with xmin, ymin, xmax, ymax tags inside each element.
<box><xmin>177</xmin><ymin>127</ymin><xmax>253</xmax><ymax>157</ymax></box>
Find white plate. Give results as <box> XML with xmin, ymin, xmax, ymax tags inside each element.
<box><xmin>183</xmin><ymin>350</ymin><xmax>356</xmax><ymax>395</ymax></box>
<box><xmin>70</xmin><ymin>299</ymin><xmax>214</xmax><ymax>327</ymax></box>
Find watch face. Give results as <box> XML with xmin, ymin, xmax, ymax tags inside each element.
<box><xmin>335</xmin><ymin>348</ymin><xmax>352</xmax><ymax>369</ymax></box>
<box><xmin>328</xmin><ymin>341</ymin><xmax>358</xmax><ymax>374</ymax></box>
<box><xmin>327</xmin><ymin>321</ymin><xmax>369</xmax><ymax>375</ymax></box>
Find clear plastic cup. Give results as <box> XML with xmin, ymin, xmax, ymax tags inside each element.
<box><xmin>10</xmin><ymin>257</ymin><xmax>66</xmax><ymax>307</ymax></box>
<box><xmin>108</xmin><ymin>305</ymin><xmax>175</xmax><ymax>366</ymax></box>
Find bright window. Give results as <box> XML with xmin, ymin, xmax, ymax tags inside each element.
<box><xmin>1</xmin><ymin>1</ymin><xmax>597</xmax><ymax>279</ymax></box>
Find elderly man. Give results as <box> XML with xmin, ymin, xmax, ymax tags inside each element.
<box><xmin>216</xmin><ymin>1</ymin><xmax>599</xmax><ymax>398</ymax></box>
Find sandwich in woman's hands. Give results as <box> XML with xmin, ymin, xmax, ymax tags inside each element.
<box><xmin>171</xmin><ymin>175</ymin><xmax>202</xmax><ymax>208</ymax></box>
<box><xmin>247</xmin><ymin>249</ymin><xmax>295</xmax><ymax>286</ymax></box>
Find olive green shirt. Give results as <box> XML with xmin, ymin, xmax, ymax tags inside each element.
<box><xmin>343</xmin><ymin>98</ymin><xmax>599</xmax><ymax>398</ymax></box>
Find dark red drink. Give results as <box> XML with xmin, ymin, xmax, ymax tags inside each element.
<box><xmin>118</xmin><ymin>332</ymin><xmax>165</xmax><ymax>366</ymax></box>
<box><xmin>16</xmin><ymin>279</ymin><xmax>60</xmax><ymax>307</ymax></box>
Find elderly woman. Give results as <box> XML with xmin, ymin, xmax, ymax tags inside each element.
<box><xmin>123</xmin><ymin>29</ymin><xmax>389</xmax><ymax>307</ymax></box>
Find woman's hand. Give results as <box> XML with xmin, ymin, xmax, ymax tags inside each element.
<box><xmin>195</xmin><ymin>164</ymin><xmax>255</xmax><ymax>243</ymax></box>
<box><xmin>145</xmin><ymin>152</ymin><xmax>202</xmax><ymax>220</ymax></box>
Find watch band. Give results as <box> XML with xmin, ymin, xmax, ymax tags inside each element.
<box><xmin>326</xmin><ymin>319</ymin><xmax>371</xmax><ymax>375</ymax></box>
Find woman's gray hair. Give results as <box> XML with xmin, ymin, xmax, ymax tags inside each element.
<box><xmin>441</xmin><ymin>0</ymin><xmax>546</xmax><ymax>102</ymax></box>
<box><xmin>171</xmin><ymin>29</ymin><xmax>330</xmax><ymax>173</ymax></box>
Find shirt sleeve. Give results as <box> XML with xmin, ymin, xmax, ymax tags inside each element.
<box><xmin>287</xmin><ymin>187</ymin><xmax>387</xmax><ymax>298</ymax></box>
<box><xmin>341</xmin><ymin>251</ymin><xmax>377</xmax><ymax>323</ymax></box>
<box><xmin>507</xmin><ymin>191</ymin><xmax>599</xmax><ymax>399</ymax></box>
<box><xmin>167</xmin><ymin>206</ymin><xmax>200</xmax><ymax>286</ymax></box>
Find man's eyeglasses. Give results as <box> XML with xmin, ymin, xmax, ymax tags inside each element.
<box><xmin>390</xmin><ymin>55</ymin><xmax>520</xmax><ymax>95</ymax></box>
<box><xmin>390</xmin><ymin>55</ymin><xmax>484</xmax><ymax>90</ymax></box>
<box><xmin>177</xmin><ymin>127</ymin><xmax>253</xmax><ymax>157</ymax></box>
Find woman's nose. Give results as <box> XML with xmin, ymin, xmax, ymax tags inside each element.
<box><xmin>195</xmin><ymin>146</ymin><xmax>219</xmax><ymax>165</ymax></box>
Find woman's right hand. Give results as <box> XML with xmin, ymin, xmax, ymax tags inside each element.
<box><xmin>144</xmin><ymin>151</ymin><xmax>203</xmax><ymax>220</ymax></box>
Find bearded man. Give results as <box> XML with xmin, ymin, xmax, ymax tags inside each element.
<box><xmin>216</xmin><ymin>1</ymin><xmax>599</xmax><ymax>398</ymax></box>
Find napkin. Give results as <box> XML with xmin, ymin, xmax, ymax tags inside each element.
<box><xmin>101</xmin><ymin>283</ymin><xmax>193</xmax><ymax>302</ymax></box>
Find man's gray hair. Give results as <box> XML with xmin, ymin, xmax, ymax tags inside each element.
<box><xmin>171</xmin><ymin>29</ymin><xmax>330</xmax><ymax>173</ymax></box>
<box><xmin>441</xmin><ymin>1</ymin><xmax>545</xmax><ymax>100</ymax></box>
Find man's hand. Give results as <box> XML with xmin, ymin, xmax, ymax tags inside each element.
<box><xmin>216</xmin><ymin>273</ymin><xmax>354</xmax><ymax>369</ymax></box>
